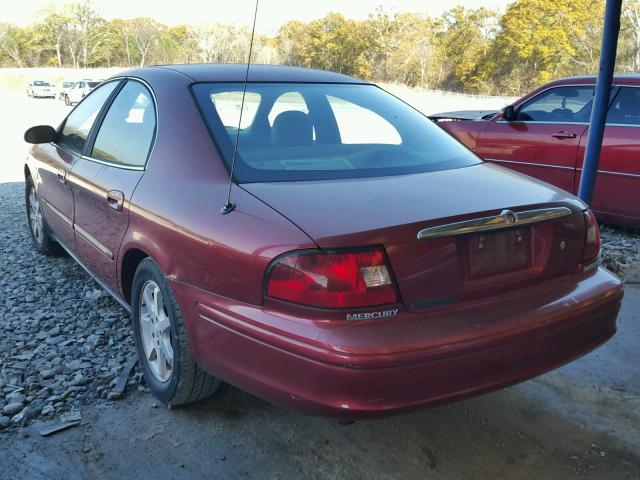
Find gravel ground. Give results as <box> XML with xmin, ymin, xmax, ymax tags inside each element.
<box><xmin>1</xmin><ymin>179</ymin><xmax>639</xmax><ymax>432</ymax></box>
<box><xmin>600</xmin><ymin>224</ymin><xmax>640</xmax><ymax>281</ymax></box>
<box><xmin>0</xmin><ymin>182</ymin><xmax>137</xmax><ymax>430</ymax></box>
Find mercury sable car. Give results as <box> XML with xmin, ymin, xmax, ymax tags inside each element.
<box><xmin>433</xmin><ymin>75</ymin><xmax>640</xmax><ymax>228</ymax></box>
<box><xmin>23</xmin><ymin>64</ymin><xmax>623</xmax><ymax>419</ymax></box>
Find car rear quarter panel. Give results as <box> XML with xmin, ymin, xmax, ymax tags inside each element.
<box><xmin>118</xmin><ymin>69</ymin><xmax>316</xmax><ymax>306</ymax></box>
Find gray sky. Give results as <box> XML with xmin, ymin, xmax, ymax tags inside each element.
<box><xmin>3</xmin><ymin>0</ymin><xmax>515</xmax><ymax>33</ymax></box>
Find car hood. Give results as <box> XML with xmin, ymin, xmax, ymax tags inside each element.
<box><xmin>242</xmin><ymin>162</ymin><xmax>585</xmax><ymax>247</ymax></box>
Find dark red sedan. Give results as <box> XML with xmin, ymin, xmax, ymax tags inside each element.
<box><xmin>434</xmin><ymin>75</ymin><xmax>640</xmax><ymax>228</ymax></box>
<box><xmin>24</xmin><ymin>65</ymin><xmax>623</xmax><ymax>419</ymax></box>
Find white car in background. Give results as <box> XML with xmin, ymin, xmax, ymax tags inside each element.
<box><xmin>58</xmin><ymin>81</ymin><xmax>75</xmax><ymax>101</ymax></box>
<box><xmin>65</xmin><ymin>80</ymin><xmax>101</xmax><ymax>105</ymax></box>
<box><xmin>26</xmin><ymin>81</ymin><xmax>55</xmax><ymax>99</ymax></box>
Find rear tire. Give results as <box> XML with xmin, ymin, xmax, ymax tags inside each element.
<box><xmin>25</xmin><ymin>177</ymin><xmax>63</xmax><ymax>256</ymax></box>
<box><xmin>131</xmin><ymin>258</ymin><xmax>220</xmax><ymax>406</ymax></box>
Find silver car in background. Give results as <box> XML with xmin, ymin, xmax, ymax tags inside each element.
<box><xmin>58</xmin><ymin>81</ymin><xmax>75</xmax><ymax>101</ymax></box>
<box><xmin>65</xmin><ymin>80</ymin><xmax>100</xmax><ymax>105</ymax></box>
<box><xmin>27</xmin><ymin>80</ymin><xmax>55</xmax><ymax>98</ymax></box>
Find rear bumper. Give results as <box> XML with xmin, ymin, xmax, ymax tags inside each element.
<box><xmin>171</xmin><ymin>268</ymin><xmax>623</xmax><ymax>419</ymax></box>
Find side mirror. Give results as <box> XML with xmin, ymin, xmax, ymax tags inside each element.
<box><xmin>501</xmin><ymin>105</ymin><xmax>516</xmax><ymax>122</ymax></box>
<box><xmin>24</xmin><ymin>125</ymin><xmax>56</xmax><ymax>144</ymax></box>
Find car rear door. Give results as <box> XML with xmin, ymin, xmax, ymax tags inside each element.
<box><xmin>69</xmin><ymin>79</ymin><xmax>156</xmax><ymax>292</ymax></box>
<box><xmin>34</xmin><ymin>80</ymin><xmax>120</xmax><ymax>248</ymax></box>
<box><xmin>575</xmin><ymin>85</ymin><xmax>640</xmax><ymax>226</ymax></box>
<box><xmin>476</xmin><ymin>85</ymin><xmax>593</xmax><ymax>193</ymax></box>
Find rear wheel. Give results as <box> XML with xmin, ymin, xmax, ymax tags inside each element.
<box><xmin>131</xmin><ymin>258</ymin><xmax>220</xmax><ymax>406</ymax></box>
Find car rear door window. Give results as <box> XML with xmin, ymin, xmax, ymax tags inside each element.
<box><xmin>607</xmin><ymin>87</ymin><xmax>640</xmax><ymax>125</ymax></box>
<box><xmin>517</xmin><ymin>86</ymin><xmax>594</xmax><ymax>123</ymax></box>
<box><xmin>327</xmin><ymin>95</ymin><xmax>401</xmax><ymax>144</ymax></box>
<box><xmin>57</xmin><ymin>81</ymin><xmax>119</xmax><ymax>155</ymax></box>
<box><xmin>91</xmin><ymin>80</ymin><xmax>156</xmax><ymax>167</ymax></box>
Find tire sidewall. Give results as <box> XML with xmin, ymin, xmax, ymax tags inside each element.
<box><xmin>25</xmin><ymin>177</ymin><xmax>48</xmax><ymax>253</ymax></box>
<box><xmin>131</xmin><ymin>259</ymin><xmax>181</xmax><ymax>403</ymax></box>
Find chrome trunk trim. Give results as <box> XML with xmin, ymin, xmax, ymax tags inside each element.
<box><xmin>416</xmin><ymin>206</ymin><xmax>573</xmax><ymax>239</ymax></box>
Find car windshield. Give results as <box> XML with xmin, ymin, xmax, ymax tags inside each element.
<box><xmin>34</xmin><ymin>81</ymin><xmax>50</xmax><ymax>86</ymax></box>
<box><xmin>88</xmin><ymin>82</ymin><xmax>99</xmax><ymax>88</ymax></box>
<box><xmin>192</xmin><ymin>82</ymin><xmax>481</xmax><ymax>183</ymax></box>
<box><xmin>63</xmin><ymin>82</ymin><xmax>74</xmax><ymax>88</ymax></box>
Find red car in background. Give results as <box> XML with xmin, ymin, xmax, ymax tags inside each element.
<box><xmin>433</xmin><ymin>75</ymin><xmax>640</xmax><ymax>228</ymax></box>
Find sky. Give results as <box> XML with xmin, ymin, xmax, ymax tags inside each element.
<box><xmin>1</xmin><ymin>0</ymin><xmax>515</xmax><ymax>34</ymax></box>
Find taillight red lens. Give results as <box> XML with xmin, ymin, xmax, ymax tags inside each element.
<box><xmin>266</xmin><ymin>249</ymin><xmax>398</xmax><ymax>308</ymax></box>
<box><xmin>581</xmin><ymin>210</ymin><xmax>600</xmax><ymax>262</ymax></box>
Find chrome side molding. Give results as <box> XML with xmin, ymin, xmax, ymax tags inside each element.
<box><xmin>41</xmin><ymin>197</ymin><xmax>73</xmax><ymax>227</ymax></box>
<box><xmin>74</xmin><ymin>224</ymin><xmax>114</xmax><ymax>260</ymax></box>
<box><xmin>417</xmin><ymin>206</ymin><xmax>573</xmax><ymax>239</ymax></box>
<box><xmin>42</xmin><ymin>196</ymin><xmax>114</xmax><ymax>260</ymax></box>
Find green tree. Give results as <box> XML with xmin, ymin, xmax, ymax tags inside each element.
<box><xmin>621</xmin><ymin>1</ymin><xmax>640</xmax><ymax>71</ymax></box>
<box><xmin>488</xmin><ymin>0</ymin><xmax>604</xmax><ymax>94</ymax></box>
<box><xmin>439</xmin><ymin>7</ymin><xmax>499</xmax><ymax>92</ymax></box>
<box><xmin>34</xmin><ymin>4</ymin><xmax>71</xmax><ymax>67</ymax></box>
<box><xmin>0</xmin><ymin>23</ymin><xmax>28</xmax><ymax>67</ymax></box>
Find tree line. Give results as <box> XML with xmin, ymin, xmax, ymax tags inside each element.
<box><xmin>1</xmin><ymin>0</ymin><xmax>639</xmax><ymax>95</ymax></box>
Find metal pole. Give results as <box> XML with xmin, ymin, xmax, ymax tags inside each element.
<box><xmin>578</xmin><ymin>0</ymin><xmax>623</xmax><ymax>204</ymax></box>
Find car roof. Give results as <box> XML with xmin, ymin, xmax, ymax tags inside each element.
<box><xmin>120</xmin><ymin>63</ymin><xmax>369</xmax><ymax>84</ymax></box>
<box><xmin>558</xmin><ymin>73</ymin><xmax>640</xmax><ymax>84</ymax></box>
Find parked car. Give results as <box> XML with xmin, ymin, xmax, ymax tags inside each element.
<box><xmin>58</xmin><ymin>81</ymin><xmax>75</xmax><ymax>101</ymax></box>
<box><xmin>432</xmin><ymin>75</ymin><xmax>640</xmax><ymax>228</ymax></box>
<box><xmin>23</xmin><ymin>65</ymin><xmax>623</xmax><ymax>419</ymax></box>
<box><xmin>26</xmin><ymin>80</ymin><xmax>55</xmax><ymax>98</ymax></box>
<box><xmin>65</xmin><ymin>80</ymin><xmax>100</xmax><ymax>105</ymax></box>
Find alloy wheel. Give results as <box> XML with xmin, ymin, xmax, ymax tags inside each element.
<box><xmin>139</xmin><ymin>280</ymin><xmax>174</xmax><ymax>382</ymax></box>
<box><xmin>28</xmin><ymin>187</ymin><xmax>44</xmax><ymax>245</ymax></box>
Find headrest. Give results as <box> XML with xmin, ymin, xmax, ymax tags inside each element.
<box><xmin>271</xmin><ymin>111</ymin><xmax>313</xmax><ymax>147</ymax></box>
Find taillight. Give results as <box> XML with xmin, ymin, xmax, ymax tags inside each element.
<box><xmin>266</xmin><ymin>249</ymin><xmax>398</xmax><ymax>308</ymax></box>
<box><xmin>581</xmin><ymin>210</ymin><xmax>600</xmax><ymax>263</ymax></box>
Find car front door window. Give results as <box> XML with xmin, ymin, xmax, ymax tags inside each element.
<box><xmin>516</xmin><ymin>86</ymin><xmax>595</xmax><ymax>123</ymax></box>
<box><xmin>57</xmin><ymin>81</ymin><xmax>119</xmax><ymax>154</ymax></box>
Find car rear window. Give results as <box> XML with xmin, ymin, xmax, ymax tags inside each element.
<box><xmin>192</xmin><ymin>83</ymin><xmax>481</xmax><ymax>183</ymax></box>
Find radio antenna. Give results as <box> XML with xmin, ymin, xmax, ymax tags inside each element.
<box><xmin>220</xmin><ymin>0</ymin><xmax>259</xmax><ymax>215</ymax></box>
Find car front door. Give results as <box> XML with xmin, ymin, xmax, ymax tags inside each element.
<box><xmin>476</xmin><ymin>85</ymin><xmax>594</xmax><ymax>193</ymax></box>
<box><xmin>576</xmin><ymin>85</ymin><xmax>640</xmax><ymax>226</ymax></box>
<box><xmin>69</xmin><ymin>79</ymin><xmax>156</xmax><ymax>292</ymax></box>
<box><xmin>34</xmin><ymin>81</ymin><xmax>120</xmax><ymax>248</ymax></box>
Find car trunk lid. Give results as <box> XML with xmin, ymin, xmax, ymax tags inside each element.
<box><xmin>242</xmin><ymin>163</ymin><xmax>587</xmax><ymax>311</ymax></box>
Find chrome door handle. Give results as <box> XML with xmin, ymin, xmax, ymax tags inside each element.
<box><xmin>551</xmin><ymin>131</ymin><xmax>577</xmax><ymax>139</ymax></box>
<box><xmin>106</xmin><ymin>190</ymin><xmax>124</xmax><ymax>212</ymax></box>
<box><xmin>57</xmin><ymin>168</ymin><xmax>66</xmax><ymax>184</ymax></box>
